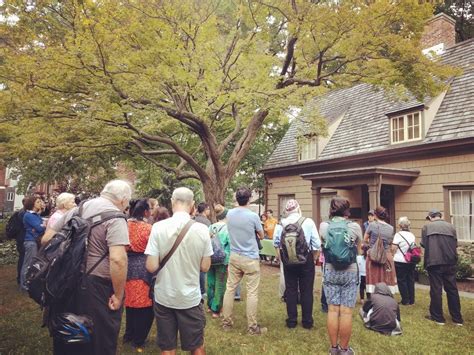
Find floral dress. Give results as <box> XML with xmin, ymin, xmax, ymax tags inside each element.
<box><xmin>124</xmin><ymin>220</ymin><xmax>152</xmax><ymax>308</ymax></box>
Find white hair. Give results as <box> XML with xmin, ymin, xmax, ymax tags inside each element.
<box><xmin>398</xmin><ymin>216</ymin><xmax>411</xmax><ymax>230</ymax></box>
<box><xmin>55</xmin><ymin>192</ymin><xmax>75</xmax><ymax>209</ymax></box>
<box><xmin>101</xmin><ymin>180</ymin><xmax>133</xmax><ymax>201</ymax></box>
<box><xmin>171</xmin><ymin>187</ymin><xmax>194</xmax><ymax>205</ymax></box>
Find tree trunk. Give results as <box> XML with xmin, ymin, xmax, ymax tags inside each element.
<box><xmin>201</xmin><ymin>175</ymin><xmax>228</xmax><ymax>223</ymax></box>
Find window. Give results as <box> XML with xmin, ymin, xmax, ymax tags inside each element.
<box><xmin>450</xmin><ymin>190</ymin><xmax>473</xmax><ymax>241</ymax></box>
<box><xmin>298</xmin><ymin>136</ymin><xmax>318</xmax><ymax>161</ymax></box>
<box><xmin>6</xmin><ymin>192</ymin><xmax>14</xmax><ymax>201</ymax></box>
<box><xmin>278</xmin><ymin>194</ymin><xmax>295</xmax><ymax>219</ymax></box>
<box><xmin>390</xmin><ymin>112</ymin><xmax>422</xmax><ymax>144</ymax></box>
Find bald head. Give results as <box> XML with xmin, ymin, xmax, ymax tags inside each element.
<box><xmin>171</xmin><ymin>187</ymin><xmax>194</xmax><ymax>213</ymax></box>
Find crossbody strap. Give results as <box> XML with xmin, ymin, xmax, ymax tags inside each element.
<box><xmin>83</xmin><ymin>209</ymin><xmax>127</xmax><ymax>275</ymax></box>
<box><xmin>395</xmin><ymin>233</ymin><xmax>407</xmax><ymax>256</ymax></box>
<box><xmin>158</xmin><ymin>220</ymin><xmax>195</xmax><ymax>273</ymax></box>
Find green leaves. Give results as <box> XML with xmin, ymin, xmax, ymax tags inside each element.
<box><xmin>0</xmin><ymin>0</ymin><xmax>458</xmax><ymax>201</ymax></box>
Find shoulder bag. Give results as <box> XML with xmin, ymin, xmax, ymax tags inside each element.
<box><xmin>368</xmin><ymin>223</ymin><xmax>388</xmax><ymax>265</ymax></box>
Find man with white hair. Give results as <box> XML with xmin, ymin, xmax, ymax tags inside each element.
<box><xmin>273</xmin><ymin>199</ymin><xmax>321</xmax><ymax>329</ymax></box>
<box><xmin>42</xmin><ymin>179</ymin><xmax>131</xmax><ymax>355</ymax></box>
<box><xmin>145</xmin><ymin>187</ymin><xmax>213</xmax><ymax>355</ymax></box>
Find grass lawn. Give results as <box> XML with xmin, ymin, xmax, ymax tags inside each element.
<box><xmin>0</xmin><ymin>264</ymin><xmax>473</xmax><ymax>354</ymax></box>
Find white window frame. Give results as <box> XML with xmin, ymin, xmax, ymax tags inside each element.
<box><xmin>390</xmin><ymin>111</ymin><xmax>422</xmax><ymax>144</ymax></box>
<box><xmin>298</xmin><ymin>136</ymin><xmax>318</xmax><ymax>161</ymax></box>
<box><xmin>6</xmin><ymin>192</ymin><xmax>14</xmax><ymax>201</ymax></box>
<box><xmin>449</xmin><ymin>189</ymin><xmax>473</xmax><ymax>242</ymax></box>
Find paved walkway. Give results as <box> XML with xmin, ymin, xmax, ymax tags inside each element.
<box><xmin>415</xmin><ymin>283</ymin><xmax>474</xmax><ymax>299</ymax></box>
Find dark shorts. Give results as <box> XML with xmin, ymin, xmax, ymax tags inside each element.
<box><xmin>154</xmin><ymin>302</ymin><xmax>206</xmax><ymax>351</ymax></box>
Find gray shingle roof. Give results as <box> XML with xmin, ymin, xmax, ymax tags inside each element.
<box><xmin>263</xmin><ymin>39</ymin><xmax>474</xmax><ymax>171</ymax></box>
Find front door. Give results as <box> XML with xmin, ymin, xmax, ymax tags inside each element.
<box><xmin>380</xmin><ymin>184</ymin><xmax>395</xmax><ymax>226</ymax></box>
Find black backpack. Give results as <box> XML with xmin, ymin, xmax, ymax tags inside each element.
<box><xmin>5</xmin><ymin>210</ymin><xmax>25</xmax><ymax>240</ymax></box>
<box><xmin>25</xmin><ymin>205</ymin><xmax>126</xmax><ymax>308</ymax></box>
<box><xmin>279</xmin><ymin>217</ymin><xmax>310</xmax><ymax>266</ymax></box>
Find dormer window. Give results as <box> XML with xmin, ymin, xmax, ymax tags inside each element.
<box><xmin>298</xmin><ymin>135</ymin><xmax>318</xmax><ymax>161</ymax></box>
<box><xmin>390</xmin><ymin>112</ymin><xmax>422</xmax><ymax>144</ymax></box>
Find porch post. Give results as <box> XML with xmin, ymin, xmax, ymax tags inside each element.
<box><xmin>367</xmin><ymin>182</ymin><xmax>380</xmax><ymax>210</ymax></box>
<box><xmin>312</xmin><ymin>184</ymin><xmax>322</xmax><ymax>226</ymax></box>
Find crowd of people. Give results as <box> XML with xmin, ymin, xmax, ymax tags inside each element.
<box><xmin>6</xmin><ymin>179</ymin><xmax>465</xmax><ymax>355</ymax></box>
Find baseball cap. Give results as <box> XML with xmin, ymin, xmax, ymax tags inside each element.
<box><xmin>426</xmin><ymin>208</ymin><xmax>442</xmax><ymax>220</ymax></box>
<box><xmin>368</xmin><ymin>209</ymin><xmax>375</xmax><ymax>216</ymax></box>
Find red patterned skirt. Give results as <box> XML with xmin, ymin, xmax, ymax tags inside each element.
<box><xmin>366</xmin><ymin>250</ymin><xmax>398</xmax><ymax>294</ymax></box>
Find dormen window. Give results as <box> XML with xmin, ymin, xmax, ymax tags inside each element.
<box><xmin>390</xmin><ymin>112</ymin><xmax>422</xmax><ymax>144</ymax></box>
<box><xmin>298</xmin><ymin>135</ymin><xmax>318</xmax><ymax>161</ymax></box>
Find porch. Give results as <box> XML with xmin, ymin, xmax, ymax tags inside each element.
<box><xmin>301</xmin><ymin>167</ymin><xmax>420</xmax><ymax>226</ymax></box>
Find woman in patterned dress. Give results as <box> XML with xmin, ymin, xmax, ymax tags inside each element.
<box><xmin>123</xmin><ymin>199</ymin><xmax>154</xmax><ymax>351</ymax></box>
<box><xmin>364</xmin><ymin>206</ymin><xmax>398</xmax><ymax>295</ymax></box>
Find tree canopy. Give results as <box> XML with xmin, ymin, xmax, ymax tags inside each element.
<box><xmin>0</xmin><ymin>0</ymin><xmax>456</xmax><ymax>206</ymax></box>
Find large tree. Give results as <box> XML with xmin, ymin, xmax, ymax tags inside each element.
<box><xmin>0</xmin><ymin>0</ymin><xmax>455</xmax><ymax>208</ymax></box>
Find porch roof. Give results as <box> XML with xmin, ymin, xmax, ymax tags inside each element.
<box><xmin>301</xmin><ymin>166</ymin><xmax>420</xmax><ymax>188</ymax></box>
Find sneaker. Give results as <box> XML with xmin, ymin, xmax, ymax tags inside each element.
<box><xmin>248</xmin><ymin>325</ymin><xmax>268</xmax><ymax>335</ymax></box>
<box><xmin>454</xmin><ymin>322</ymin><xmax>463</xmax><ymax>327</ymax></box>
<box><xmin>339</xmin><ymin>347</ymin><xmax>355</xmax><ymax>355</ymax></box>
<box><xmin>329</xmin><ymin>345</ymin><xmax>341</xmax><ymax>355</ymax></box>
<box><xmin>425</xmin><ymin>315</ymin><xmax>445</xmax><ymax>325</ymax></box>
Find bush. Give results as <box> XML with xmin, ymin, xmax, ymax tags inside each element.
<box><xmin>0</xmin><ymin>239</ymin><xmax>18</xmax><ymax>265</ymax></box>
<box><xmin>456</xmin><ymin>256</ymin><xmax>473</xmax><ymax>280</ymax></box>
<box><xmin>416</xmin><ymin>257</ymin><xmax>473</xmax><ymax>281</ymax></box>
<box><xmin>0</xmin><ymin>219</ymin><xmax>7</xmax><ymax>241</ymax></box>
<box><xmin>416</xmin><ymin>261</ymin><xmax>428</xmax><ymax>276</ymax></box>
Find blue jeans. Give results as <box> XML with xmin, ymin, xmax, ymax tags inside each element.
<box><xmin>21</xmin><ymin>241</ymin><xmax>38</xmax><ymax>291</ymax></box>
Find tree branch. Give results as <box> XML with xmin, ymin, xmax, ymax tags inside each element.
<box><xmin>218</xmin><ymin>103</ymin><xmax>242</xmax><ymax>154</ymax></box>
<box><xmin>279</xmin><ymin>36</ymin><xmax>298</xmax><ymax>77</ymax></box>
<box><xmin>225</xmin><ymin>109</ymin><xmax>268</xmax><ymax>180</ymax></box>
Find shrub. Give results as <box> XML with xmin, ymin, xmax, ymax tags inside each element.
<box><xmin>456</xmin><ymin>256</ymin><xmax>473</xmax><ymax>280</ymax></box>
<box><xmin>0</xmin><ymin>239</ymin><xmax>18</xmax><ymax>265</ymax></box>
<box><xmin>0</xmin><ymin>220</ymin><xmax>7</xmax><ymax>241</ymax></box>
<box><xmin>416</xmin><ymin>261</ymin><xmax>428</xmax><ymax>276</ymax></box>
<box><xmin>416</xmin><ymin>257</ymin><xmax>473</xmax><ymax>281</ymax></box>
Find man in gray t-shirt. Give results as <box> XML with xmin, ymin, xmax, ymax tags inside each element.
<box><xmin>221</xmin><ymin>187</ymin><xmax>266</xmax><ymax>336</ymax></box>
<box><xmin>41</xmin><ymin>180</ymin><xmax>131</xmax><ymax>355</ymax></box>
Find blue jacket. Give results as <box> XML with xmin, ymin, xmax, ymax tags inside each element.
<box><xmin>23</xmin><ymin>211</ymin><xmax>45</xmax><ymax>242</ymax></box>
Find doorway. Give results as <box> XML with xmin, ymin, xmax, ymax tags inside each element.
<box><xmin>380</xmin><ymin>185</ymin><xmax>395</xmax><ymax>226</ymax></box>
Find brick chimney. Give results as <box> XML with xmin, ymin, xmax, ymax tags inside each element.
<box><xmin>421</xmin><ymin>13</ymin><xmax>456</xmax><ymax>55</ymax></box>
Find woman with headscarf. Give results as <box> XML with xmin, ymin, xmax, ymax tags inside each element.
<box><xmin>359</xmin><ymin>282</ymin><xmax>402</xmax><ymax>336</ymax></box>
<box><xmin>207</xmin><ymin>204</ymin><xmax>231</xmax><ymax>318</ymax></box>
<box><xmin>123</xmin><ymin>199</ymin><xmax>154</xmax><ymax>351</ymax></box>
<box><xmin>364</xmin><ymin>206</ymin><xmax>398</xmax><ymax>295</ymax></box>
